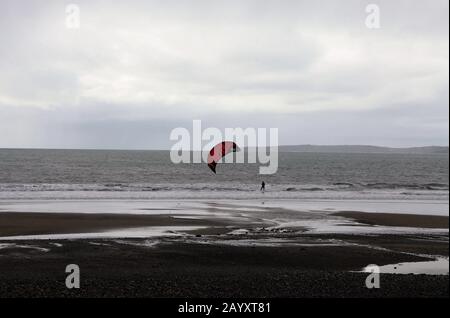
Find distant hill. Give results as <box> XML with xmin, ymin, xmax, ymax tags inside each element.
<box><xmin>277</xmin><ymin>145</ymin><xmax>449</xmax><ymax>154</ymax></box>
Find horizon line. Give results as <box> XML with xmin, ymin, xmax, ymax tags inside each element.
<box><xmin>0</xmin><ymin>144</ymin><xmax>448</xmax><ymax>151</ymax></box>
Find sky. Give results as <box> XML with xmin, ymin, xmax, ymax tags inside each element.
<box><xmin>0</xmin><ymin>0</ymin><xmax>448</xmax><ymax>149</ymax></box>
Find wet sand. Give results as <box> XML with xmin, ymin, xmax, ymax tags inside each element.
<box><xmin>2</xmin><ymin>208</ymin><xmax>448</xmax><ymax>238</ymax></box>
<box><xmin>0</xmin><ymin>212</ymin><xmax>243</xmax><ymax>237</ymax></box>
<box><xmin>334</xmin><ymin>211</ymin><xmax>449</xmax><ymax>229</ymax></box>
<box><xmin>0</xmin><ymin>207</ymin><xmax>448</xmax><ymax>298</ymax></box>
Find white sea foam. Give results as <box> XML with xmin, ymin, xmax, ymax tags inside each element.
<box><xmin>0</xmin><ymin>180</ymin><xmax>448</xmax><ymax>201</ymax></box>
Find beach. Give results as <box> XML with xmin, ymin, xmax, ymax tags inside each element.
<box><xmin>1</xmin><ymin>0</ymin><xmax>449</xmax><ymax>303</ymax></box>
<box><xmin>0</xmin><ymin>199</ymin><xmax>448</xmax><ymax>298</ymax></box>
<box><xmin>0</xmin><ymin>150</ymin><xmax>448</xmax><ymax>298</ymax></box>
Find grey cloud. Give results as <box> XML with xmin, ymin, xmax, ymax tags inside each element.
<box><xmin>0</xmin><ymin>0</ymin><xmax>448</xmax><ymax>148</ymax></box>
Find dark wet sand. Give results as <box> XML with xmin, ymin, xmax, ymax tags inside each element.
<box><xmin>334</xmin><ymin>211</ymin><xmax>449</xmax><ymax>229</ymax></box>
<box><xmin>0</xmin><ymin>212</ymin><xmax>241</xmax><ymax>237</ymax></box>
<box><xmin>0</xmin><ymin>237</ymin><xmax>448</xmax><ymax>298</ymax></box>
<box><xmin>1</xmin><ymin>210</ymin><xmax>447</xmax><ymax>238</ymax></box>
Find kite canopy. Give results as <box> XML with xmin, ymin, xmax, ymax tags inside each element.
<box><xmin>207</xmin><ymin>141</ymin><xmax>239</xmax><ymax>173</ymax></box>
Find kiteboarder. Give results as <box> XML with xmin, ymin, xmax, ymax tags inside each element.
<box><xmin>260</xmin><ymin>181</ymin><xmax>266</xmax><ymax>193</ymax></box>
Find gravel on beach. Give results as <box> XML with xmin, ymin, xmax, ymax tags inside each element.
<box><xmin>0</xmin><ymin>237</ymin><xmax>448</xmax><ymax>298</ymax></box>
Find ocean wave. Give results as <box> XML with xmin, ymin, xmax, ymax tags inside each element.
<box><xmin>0</xmin><ymin>181</ymin><xmax>448</xmax><ymax>201</ymax></box>
<box><xmin>285</xmin><ymin>187</ymin><xmax>324</xmax><ymax>192</ymax></box>
<box><xmin>363</xmin><ymin>182</ymin><xmax>449</xmax><ymax>190</ymax></box>
<box><xmin>332</xmin><ymin>182</ymin><xmax>355</xmax><ymax>187</ymax></box>
<box><xmin>0</xmin><ymin>182</ymin><xmax>448</xmax><ymax>193</ymax></box>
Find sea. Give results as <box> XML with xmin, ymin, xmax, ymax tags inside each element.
<box><xmin>0</xmin><ymin>149</ymin><xmax>448</xmax><ymax>201</ymax></box>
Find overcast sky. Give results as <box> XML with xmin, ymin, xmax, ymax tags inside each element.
<box><xmin>0</xmin><ymin>0</ymin><xmax>448</xmax><ymax>149</ymax></box>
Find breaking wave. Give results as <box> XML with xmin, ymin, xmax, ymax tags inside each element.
<box><xmin>0</xmin><ymin>182</ymin><xmax>447</xmax><ymax>200</ymax></box>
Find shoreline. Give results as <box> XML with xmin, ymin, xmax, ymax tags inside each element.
<box><xmin>0</xmin><ymin>198</ymin><xmax>447</xmax><ymax>217</ymax></box>
<box><xmin>0</xmin><ymin>207</ymin><xmax>448</xmax><ymax>239</ymax></box>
